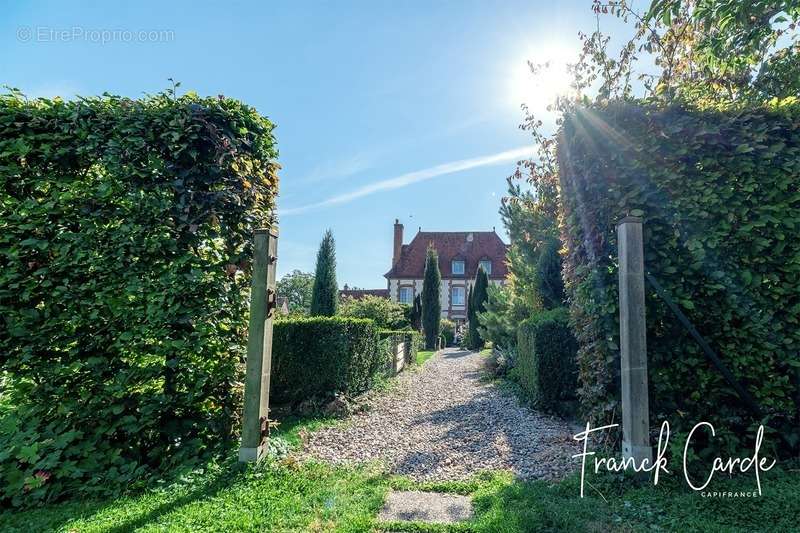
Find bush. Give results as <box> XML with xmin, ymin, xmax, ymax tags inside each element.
<box><xmin>440</xmin><ymin>319</ymin><xmax>455</xmax><ymax>346</ymax></box>
<box><xmin>477</xmin><ymin>284</ymin><xmax>516</xmax><ymax>350</ymax></box>
<box><xmin>340</xmin><ymin>294</ymin><xmax>410</xmax><ymax>329</ymax></box>
<box><xmin>515</xmin><ymin>308</ymin><xmax>578</xmax><ymax>413</ymax></box>
<box><xmin>558</xmin><ymin>101</ymin><xmax>800</xmax><ymax>454</ymax></box>
<box><xmin>380</xmin><ymin>329</ymin><xmax>422</xmax><ymax>364</ymax></box>
<box><xmin>271</xmin><ymin>317</ymin><xmax>381</xmax><ymax>404</ymax></box>
<box><xmin>0</xmin><ymin>89</ymin><xmax>278</xmax><ymax>507</ymax></box>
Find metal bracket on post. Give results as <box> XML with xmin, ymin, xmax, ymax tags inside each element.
<box><xmin>617</xmin><ymin>216</ymin><xmax>652</xmax><ymax>465</ymax></box>
<box><xmin>239</xmin><ymin>228</ymin><xmax>278</xmax><ymax>462</ymax></box>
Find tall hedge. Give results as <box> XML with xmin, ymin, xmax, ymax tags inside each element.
<box><xmin>515</xmin><ymin>308</ymin><xmax>578</xmax><ymax>413</ymax></box>
<box><xmin>558</xmin><ymin>100</ymin><xmax>800</xmax><ymax>455</ymax></box>
<box><xmin>0</xmin><ymin>90</ymin><xmax>278</xmax><ymax>506</ymax></box>
<box><xmin>270</xmin><ymin>317</ymin><xmax>381</xmax><ymax>403</ymax></box>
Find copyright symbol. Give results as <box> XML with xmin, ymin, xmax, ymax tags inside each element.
<box><xmin>17</xmin><ymin>26</ymin><xmax>32</xmax><ymax>42</ymax></box>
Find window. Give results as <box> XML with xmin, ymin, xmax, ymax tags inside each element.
<box><xmin>479</xmin><ymin>260</ymin><xmax>492</xmax><ymax>275</ymax></box>
<box><xmin>451</xmin><ymin>286</ymin><xmax>465</xmax><ymax>306</ymax></box>
<box><xmin>451</xmin><ymin>260</ymin><xmax>465</xmax><ymax>275</ymax></box>
<box><xmin>398</xmin><ymin>286</ymin><xmax>413</xmax><ymax>304</ymax></box>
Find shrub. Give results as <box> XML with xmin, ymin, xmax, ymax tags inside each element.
<box><xmin>477</xmin><ymin>284</ymin><xmax>516</xmax><ymax>350</ymax></box>
<box><xmin>379</xmin><ymin>329</ymin><xmax>422</xmax><ymax>364</ymax></box>
<box><xmin>558</xmin><ymin>101</ymin><xmax>800</xmax><ymax>454</ymax></box>
<box><xmin>440</xmin><ymin>319</ymin><xmax>455</xmax><ymax>346</ymax></box>
<box><xmin>271</xmin><ymin>317</ymin><xmax>381</xmax><ymax>404</ymax></box>
<box><xmin>340</xmin><ymin>294</ymin><xmax>410</xmax><ymax>329</ymax></box>
<box><xmin>515</xmin><ymin>308</ymin><xmax>578</xmax><ymax>413</ymax></box>
<box><xmin>0</xmin><ymin>89</ymin><xmax>278</xmax><ymax>507</ymax></box>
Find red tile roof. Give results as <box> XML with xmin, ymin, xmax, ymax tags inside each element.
<box><xmin>385</xmin><ymin>230</ymin><xmax>508</xmax><ymax>279</ymax></box>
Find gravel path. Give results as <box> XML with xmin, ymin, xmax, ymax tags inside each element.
<box><xmin>301</xmin><ymin>348</ymin><xmax>580</xmax><ymax>481</ymax></box>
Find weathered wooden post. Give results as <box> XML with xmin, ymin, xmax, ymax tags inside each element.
<box><xmin>617</xmin><ymin>216</ymin><xmax>652</xmax><ymax>465</ymax></box>
<box><xmin>239</xmin><ymin>228</ymin><xmax>278</xmax><ymax>462</ymax></box>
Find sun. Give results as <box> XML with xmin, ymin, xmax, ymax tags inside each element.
<box><xmin>508</xmin><ymin>43</ymin><xmax>577</xmax><ymax>114</ymax></box>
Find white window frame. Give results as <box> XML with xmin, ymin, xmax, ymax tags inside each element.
<box><xmin>479</xmin><ymin>260</ymin><xmax>492</xmax><ymax>275</ymax></box>
<box><xmin>451</xmin><ymin>286</ymin><xmax>465</xmax><ymax>306</ymax></box>
<box><xmin>451</xmin><ymin>260</ymin><xmax>465</xmax><ymax>275</ymax></box>
<box><xmin>398</xmin><ymin>286</ymin><xmax>413</xmax><ymax>304</ymax></box>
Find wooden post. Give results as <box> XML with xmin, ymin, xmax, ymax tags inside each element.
<box><xmin>239</xmin><ymin>228</ymin><xmax>278</xmax><ymax>462</ymax></box>
<box><xmin>617</xmin><ymin>216</ymin><xmax>652</xmax><ymax>465</ymax></box>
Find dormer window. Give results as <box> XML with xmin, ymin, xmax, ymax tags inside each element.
<box><xmin>451</xmin><ymin>260</ymin><xmax>465</xmax><ymax>275</ymax></box>
<box><xmin>479</xmin><ymin>260</ymin><xmax>492</xmax><ymax>275</ymax></box>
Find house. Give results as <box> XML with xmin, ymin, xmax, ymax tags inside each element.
<box><xmin>339</xmin><ymin>285</ymin><xmax>390</xmax><ymax>300</ymax></box>
<box><xmin>384</xmin><ymin>219</ymin><xmax>508</xmax><ymax>326</ymax></box>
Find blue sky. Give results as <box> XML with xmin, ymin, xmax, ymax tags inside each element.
<box><xmin>2</xmin><ymin>0</ymin><xmax>635</xmax><ymax>288</ymax></box>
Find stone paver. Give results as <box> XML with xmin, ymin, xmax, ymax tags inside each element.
<box><xmin>378</xmin><ymin>491</ymin><xmax>473</xmax><ymax>524</ymax></box>
<box><xmin>302</xmin><ymin>348</ymin><xmax>579</xmax><ymax>480</ymax></box>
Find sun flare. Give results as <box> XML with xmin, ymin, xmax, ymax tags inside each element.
<box><xmin>509</xmin><ymin>43</ymin><xmax>577</xmax><ymax>113</ymax></box>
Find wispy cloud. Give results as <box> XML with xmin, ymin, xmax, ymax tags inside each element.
<box><xmin>298</xmin><ymin>152</ymin><xmax>375</xmax><ymax>184</ymax></box>
<box><xmin>279</xmin><ymin>145</ymin><xmax>534</xmax><ymax>216</ymax></box>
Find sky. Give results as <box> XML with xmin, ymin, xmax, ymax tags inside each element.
<box><xmin>1</xmin><ymin>0</ymin><xmax>637</xmax><ymax>288</ymax></box>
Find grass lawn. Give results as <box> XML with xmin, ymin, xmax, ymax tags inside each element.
<box><xmin>2</xmin><ymin>448</ymin><xmax>797</xmax><ymax>532</ymax></box>
<box><xmin>415</xmin><ymin>350</ymin><xmax>436</xmax><ymax>365</ymax></box>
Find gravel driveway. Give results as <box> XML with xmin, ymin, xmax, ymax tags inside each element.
<box><xmin>301</xmin><ymin>348</ymin><xmax>580</xmax><ymax>481</ymax></box>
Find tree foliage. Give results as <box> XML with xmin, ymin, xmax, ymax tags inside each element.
<box><xmin>310</xmin><ymin>230</ymin><xmax>338</xmax><ymax>317</ymax></box>
<box><xmin>559</xmin><ymin>101</ymin><xmax>800</xmax><ymax>456</ymax></box>
<box><xmin>536</xmin><ymin>237</ymin><xmax>566</xmax><ymax>310</ymax></box>
<box><xmin>410</xmin><ymin>294</ymin><xmax>423</xmax><ymax>332</ymax></box>
<box><xmin>339</xmin><ymin>294</ymin><xmax>410</xmax><ymax>330</ymax></box>
<box><xmin>421</xmin><ymin>246</ymin><xmax>441</xmax><ymax>350</ymax></box>
<box><xmin>477</xmin><ymin>284</ymin><xmax>516</xmax><ymax>350</ymax></box>
<box><xmin>0</xmin><ymin>88</ymin><xmax>279</xmax><ymax>506</ymax></box>
<box><xmin>277</xmin><ymin>270</ymin><xmax>314</xmax><ymax>314</ymax></box>
<box><xmin>468</xmin><ymin>267</ymin><xmax>489</xmax><ymax>349</ymax></box>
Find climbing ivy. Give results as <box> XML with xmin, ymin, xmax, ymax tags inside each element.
<box><xmin>0</xmin><ymin>88</ymin><xmax>278</xmax><ymax>506</ymax></box>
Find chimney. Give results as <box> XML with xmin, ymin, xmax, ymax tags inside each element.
<box><xmin>393</xmin><ymin>219</ymin><xmax>404</xmax><ymax>266</ymax></box>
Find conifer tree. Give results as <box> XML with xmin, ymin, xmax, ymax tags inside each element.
<box><xmin>469</xmin><ymin>266</ymin><xmax>489</xmax><ymax>349</ymax></box>
<box><xmin>421</xmin><ymin>246</ymin><xmax>441</xmax><ymax>349</ymax></box>
<box><xmin>411</xmin><ymin>294</ymin><xmax>423</xmax><ymax>331</ymax></box>
<box><xmin>310</xmin><ymin>229</ymin><xmax>338</xmax><ymax>316</ymax></box>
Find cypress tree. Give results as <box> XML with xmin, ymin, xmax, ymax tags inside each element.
<box><xmin>310</xmin><ymin>229</ymin><xmax>338</xmax><ymax>316</ymax></box>
<box><xmin>467</xmin><ymin>284</ymin><xmax>474</xmax><ymax>336</ymax></box>
<box><xmin>411</xmin><ymin>294</ymin><xmax>423</xmax><ymax>331</ymax></box>
<box><xmin>469</xmin><ymin>266</ymin><xmax>489</xmax><ymax>349</ymax></box>
<box><xmin>537</xmin><ymin>236</ymin><xmax>566</xmax><ymax>309</ymax></box>
<box><xmin>421</xmin><ymin>246</ymin><xmax>441</xmax><ymax>349</ymax></box>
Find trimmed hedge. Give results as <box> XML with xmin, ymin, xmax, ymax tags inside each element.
<box><xmin>558</xmin><ymin>100</ymin><xmax>800</xmax><ymax>454</ymax></box>
<box><xmin>271</xmin><ymin>317</ymin><xmax>381</xmax><ymax>403</ymax></box>
<box><xmin>0</xmin><ymin>90</ymin><xmax>278</xmax><ymax>506</ymax></box>
<box><xmin>379</xmin><ymin>329</ymin><xmax>422</xmax><ymax>364</ymax></box>
<box><xmin>515</xmin><ymin>308</ymin><xmax>578</xmax><ymax>412</ymax></box>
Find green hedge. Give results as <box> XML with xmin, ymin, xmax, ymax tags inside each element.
<box><xmin>0</xmin><ymin>90</ymin><xmax>278</xmax><ymax>506</ymax></box>
<box><xmin>379</xmin><ymin>329</ymin><xmax>422</xmax><ymax>364</ymax></box>
<box><xmin>271</xmin><ymin>317</ymin><xmax>381</xmax><ymax>403</ymax></box>
<box><xmin>558</xmin><ymin>100</ymin><xmax>800</xmax><ymax>455</ymax></box>
<box><xmin>515</xmin><ymin>308</ymin><xmax>578</xmax><ymax>412</ymax></box>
